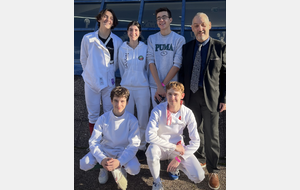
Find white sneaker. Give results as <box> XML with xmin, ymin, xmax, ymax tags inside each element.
<box><xmin>152</xmin><ymin>181</ymin><xmax>164</xmax><ymax>190</ymax></box>
<box><xmin>111</xmin><ymin>167</ymin><xmax>127</xmax><ymax>190</ymax></box>
<box><xmin>98</xmin><ymin>168</ymin><xmax>108</xmax><ymax>184</ymax></box>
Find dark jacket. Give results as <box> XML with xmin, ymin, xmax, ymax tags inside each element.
<box><xmin>179</xmin><ymin>37</ymin><xmax>226</xmax><ymax>112</ymax></box>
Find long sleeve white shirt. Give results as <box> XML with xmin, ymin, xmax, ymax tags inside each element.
<box><xmin>146</xmin><ymin>101</ymin><xmax>200</xmax><ymax>160</ymax></box>
<box><xmin>89</xmin><ymin>110</ymin><xmax>141</xmax><ymax>166</ymax></box>
<box><xmin>80</xmin><ymin>31</ymin><xmax>122</xmax><ymax>93</ymax></box>
<box><xmin>118</xmin><ymin>41</ymin><xmax>149</xmax><ymax>89</ymax></box>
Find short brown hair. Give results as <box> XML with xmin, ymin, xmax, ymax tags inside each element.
<box><xmin>166</xmin><ymin>81</ymin><xmax>184</xmax><ymax>94</ymax></box>
<box><xmin>110</xmin><ymin>86</ymin><xmax>130</xmax><ymax>102</ymax></box>
<box><xmin>96</xmin><ymin>8</ymin><xmax>118</xmax><ymax>29</ymax></box>
<box><xmin>155</xmin><ymin>7</ymin><xmax>172</xmax><ymax>18</ymax></box>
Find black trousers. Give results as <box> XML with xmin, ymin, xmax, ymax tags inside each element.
<box><xmin>188</xmin><ymin>88</ymin><xmax>220</xmax><ymax>173</ymax></box>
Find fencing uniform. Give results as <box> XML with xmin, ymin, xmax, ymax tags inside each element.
<box><xmin>80</xmin><ymin>30</ymin><xmax>122</xmax><ymax>124</ymax></box>
<box><xmin>80</xmin><ymin>110</ymin><xmax>141</xmax><ymax>175</ymax></box>
<box><xmin>146</xmin><ymin>31</ymin><xmax>186</xmax><ymax>108</ymax></box>
<box><xmin>145</xmin><ymin>102</ymin><xmax>205</xmax><ymax>183</ymax></box>
<box><xmin>118</xmin><ymin>41</ymin><xmax>150</xmax><ymax>151</ymax></box>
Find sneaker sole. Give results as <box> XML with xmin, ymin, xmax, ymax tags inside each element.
<box><xmin>99</xmin><ymin>179</ymin><xmax>108</xmax><ymax>184</ymax></box>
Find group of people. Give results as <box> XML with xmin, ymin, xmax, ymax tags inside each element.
<box><xmin>79</xmin><ymin>7</ymin><xmax>226</xmax><ymax>190</ymax></box>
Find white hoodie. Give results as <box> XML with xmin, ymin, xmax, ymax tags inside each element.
<box><xmin>118</xmin><ymin>41</ymin><xmax>149</xmax><ymax>89</ymax></box>
<box><xmin>80</xmin><ymin>30</ymin><xmax>122</xmax><ymax>93</ymax></box>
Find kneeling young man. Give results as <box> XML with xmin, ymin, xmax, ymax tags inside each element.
<box><xmin>146</xmin><ymin>81</ymin><xmax>205</xmax><ymax>190</ymax></box>
<box><xmin>80</xmin><ymin>86</ymin><xmax>141</xmax><ymax>190</ymax></box>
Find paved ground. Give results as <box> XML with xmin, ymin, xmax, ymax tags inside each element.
<box><xmin>74</xmin><ymin>75</ymin><xmax>226</xmax><ymax>189</ymax></box>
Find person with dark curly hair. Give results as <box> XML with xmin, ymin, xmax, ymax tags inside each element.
<box><xmin>80</xmin><ymin>8</ymin><xmax>122</xmax><ymax>135</ymax></box>
<box><xmin>80</xmin><ymin>86</ymin><xmax>141</xmax><ymax>190</ymax></box>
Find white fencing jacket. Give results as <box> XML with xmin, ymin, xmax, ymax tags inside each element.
<box><xmin>80</xmin><ymin>30</ymin><xmax>122</xmax><ymax>93</ymax></box>
<box><xmin>146</xmin><ymin>101</ymin><xmax>200</xmax><ymax>160</ymax></box>
<box><xmin>118</xmin><ymin>41</ymin><xmax>149</xmax><ymax>89</ymax></box>
<box><xmin>89</xmin><ymin>110</ymin><xmax>141</xmax><ymax>166</ymax></box>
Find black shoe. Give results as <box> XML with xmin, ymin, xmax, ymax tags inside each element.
<box><xmin>136</xmin><ymin>150</ymin><xmax>145</xmax><ymax>162</ymax></box>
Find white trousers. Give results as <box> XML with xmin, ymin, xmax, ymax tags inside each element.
<box><xmin>80</xmin><ymin>151</ymin><xmax>140</xmax><ymax>175</ymax></box>
<box><xmin>125</xmin><ymin>87</ymin><xmax>150</xmax><ymax>151</ymax></box>
<box><xmin>150</xmin><ymin>87</ymin><xmax>158</xmax><ymax>108</ymax></box>
<box><xmin>85</xmin><ymin>83</ymin><xmax>113</xmax><ymax>124</ymax></box>
<box><xmin>146</xmin><ymin>144</ymin><xmax>205</xmax><ymax>183</ymax></box>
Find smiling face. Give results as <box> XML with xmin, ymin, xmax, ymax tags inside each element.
<box><xmin>166</xmin><ymin>88</ymin><xmax>185</xmax><ymax>108</ymax></box>
<box><xmin>127</xmin><ymin>25</ymin><xmax>140</xmax><ymax>42</ymax></box>
<box><xmin>98</xmin><ymin>10</ymin><xmax>114</xmax><ymax>30</ymax></box>
<box><xmin>111</xmin><ymin>96</ymin><xmax>128</xmax><ymax>116</ymax></box>
<box><xmin>156</xmin><ymin>11</ymin><xmax>172</xmax><ymax>31</ymax></box>
<box><xmin>192</xmin><ymin>13</ymin><xmax>211</xmax><ymax>43</ymax></box>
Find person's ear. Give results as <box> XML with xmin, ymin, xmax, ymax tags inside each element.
<box><xmin>181</xmin><ymin>93</ymin><xmax>185</xmax><ymax>100</ymax></box>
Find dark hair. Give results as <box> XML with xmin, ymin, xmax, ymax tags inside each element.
<box><xmin>110</xmin><ymin>86</ymin><xmax>130</xmax><ymax>102</ymax></box>
<box><xmin>155</xmin><ymin>7</ymin><xmax>172</xmax><ymax>18</ymax></box>
<box><xmin>96</xmin><ymin>8</ymin><xmax>118</xmax><ymax>29</ymax></box>
<box><xmin>127</xmin><ymin>21</ymin><xmax>142</xmax><ymax>41</ymax></box>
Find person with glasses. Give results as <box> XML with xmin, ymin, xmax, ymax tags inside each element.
<box><xmin>80</xmin><ymin>9</ymin><xmax>123</xmax><ymax>135</ymax></box>
<box><xmin>118</xmin><ymin>21</ymin><xmax>150</xmax><ymax>162</ymax></box>
<box><xmin>146</xmin><ymin>7</ymin><xmax>186</xmax><ymax>109</ymax></box>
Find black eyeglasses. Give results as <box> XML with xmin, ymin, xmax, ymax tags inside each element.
<box><xmin>156</xmin><ymin>15</ymin><xmax>169</xmax><ymax>21</ymax></box>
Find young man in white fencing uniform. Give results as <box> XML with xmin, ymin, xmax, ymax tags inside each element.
<box><xmin>146</xmin><ymin>81</ymin><xmax>205</xmax><ymax>190</ymax></box>
<box><xmin>80</xmin><ymin>86</ymin><xmax>141</xmax><ymax>190</ymax></box>
<box><xmin>80</xmin><ymin>8</ymin><xmax>123</xmax><ymax>135</ymax></box>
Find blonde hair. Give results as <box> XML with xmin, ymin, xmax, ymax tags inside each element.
<box><xmin>166</xmin><ymin>81</ymin><xmax>184</xmax><ymax>94</ymax></box>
